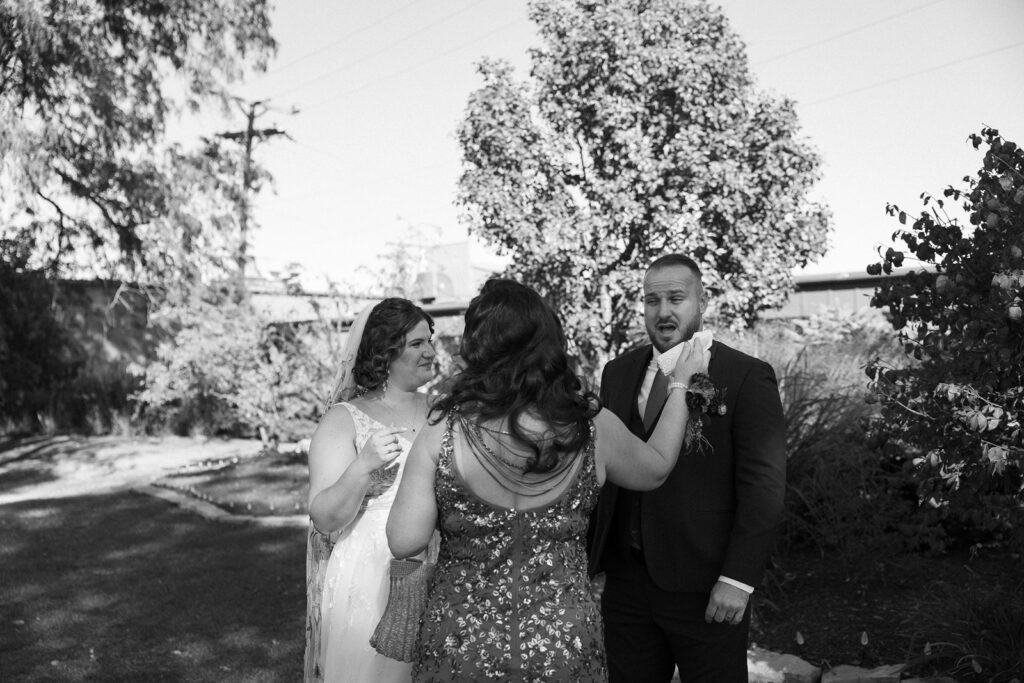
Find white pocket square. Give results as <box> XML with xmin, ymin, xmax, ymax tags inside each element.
<box><xmin>656</xmin><ymin>330</ymin><xmax>713</xmax><ymax>376</ymax></box>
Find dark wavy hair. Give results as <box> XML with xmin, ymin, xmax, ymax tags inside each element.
<box><xmin>431</xmin><ymin>278</ymin><xmax>598</xmax><ymax>472</ymax></box>
<box><xmin>352</xmin><ymin>298</ymin><xmax>434</xmax><ymax>393</ymax></box>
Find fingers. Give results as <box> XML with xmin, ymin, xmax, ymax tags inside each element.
<box><xmin>380</xmin><ymin>433</ymin><xmax>403</xmax><ymax>460</ymax></box>
<box><xmin>704</xmin><ymin>582</ymin><xmax>749</xmax><ymax>626</ymax></box>
<box><xmin>365</xmin><ymin>427</ymin><xmax>408</xmax><ymax>463</ymax></box>
<box><xmin>673</xmin><ymin>342</ymin><xmax>709</xmax><ymax>379</ymax></box>
<box><xmin>704</xmin><ymin>601</ymin><xmax>745</xmax><ymax>625</ymax></box>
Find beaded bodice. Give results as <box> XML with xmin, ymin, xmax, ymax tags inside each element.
<box><xmin>413</xmin><ymin>416</ymin><xmax>606</xmax><ymax>681</ymax></box>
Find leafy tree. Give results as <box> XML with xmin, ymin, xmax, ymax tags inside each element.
<box><xmin>866</xmin><ymin>127</ymin><xmax>1023</xmax><ymax>545</ymax></box>
<box><xmin>134</xmin><ymin>279</ymin><xmax>352</xmax><ymax>444</ymax></box>
<box><xmin>0</xmin><ymin>0</ymin><xmax>275</xmax><ymax>281</ymax></box>
<box><xmin>0</xmin><ymin>238</ymin><xmax>76</xmax><ymax>433</ymax></box>
<box><xmin>456</xmin><ymin>0</ymin><xmax>830</xmax><ymax>371</ymax></box>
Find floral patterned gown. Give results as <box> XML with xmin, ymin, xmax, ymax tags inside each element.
<box><xmin>413</xmin><ymin>418</ymin><xmax>606</xmax><ymax>682</ymax></box>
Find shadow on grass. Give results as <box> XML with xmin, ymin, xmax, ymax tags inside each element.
<box><xmin>0</xmin><ymin>436</ymin><xmax>122</xmax><ymax>497</ymax></box>
<box><xmin>0</xmin><ymin>436</ymin><xmax>123</xmax><ymax>467</ymax></box>
<box><xmin>0</xmin><ymin>491</ymin><xmax>305</xmax><ymax>682</ymax></box>
<box><xmin>0</xmin><ymin>465</ymin><xmax>59</xmax><ymax>493</ymax></box>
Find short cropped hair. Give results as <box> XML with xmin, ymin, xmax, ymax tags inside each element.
<box><xmin>648</xmin><ymin>253</ymin><xmax>702</xmax><ymax>279</ymax></box>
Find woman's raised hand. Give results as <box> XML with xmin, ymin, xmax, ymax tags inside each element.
<box><xmin>358</xmin><ymin>427</ymin><xmax>408</xmax><ymax>469</ymax></box>
<box><xmin>673</xmin><ymin>339</ymin><xmax>710</xmax><ymax>385</ymax></box>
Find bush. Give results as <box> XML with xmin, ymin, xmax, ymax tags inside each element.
<box><xmin>866</xmin><ymin>127</ymin><xmax>1024</xmax><ymax>550</ymax></box>
<box><xmin>0</xmin><ymin>243</ymin><xmax>144</xmax><ymax>435</ymax></box>
<box><xmin>134</xmin><ymin>286</ymin><xmax>335</xmax><ymax>443</ymax></box>
<box><xmin>721</xmin><ymin>312</ymin><xmax>946</xmax><ymax>560</ymax></box>
<box><xmin>913</xmin><ymin>578</ymin><xmax>1024</xmax><ymax>682</ymax></box>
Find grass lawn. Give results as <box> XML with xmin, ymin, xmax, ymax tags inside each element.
<box><xmin>152</xmin><ymin>449</ymin><xmax>308</xmax><ymax>518</ymax></box>
<box><xmin>170</xmin><ymin>449</ymin><xmax>1024</xmax><ymax>680</ymax></box>
<box><xmin>3</xmin><ymin>438</ymin><xmax>1020</xmax><ymax>682</ymax></box>
<box><xmin>0</xmin><ymin>490</ymin><xmax>305</xmax><ymax>682</ymax></box>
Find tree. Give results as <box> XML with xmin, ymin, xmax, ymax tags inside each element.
<box><xmin>456</xmin><ymin>0</ymin><xmax>830</xmax><ymax>372</ymax></box>
<box><xmin>0</xmin><ymin>0</ymin><xmax>275</xmax><ymax>281</ymax></box>
<box><xmin>866</xmin><ymin>127</ymin><xmax>1023</xmax><ymax>542</ymax></box>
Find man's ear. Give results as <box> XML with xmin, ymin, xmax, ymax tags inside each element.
<box><xmin>699</xmin><ymin>289</ymin><xmax>709</xmax><ymax>316</ymax></box>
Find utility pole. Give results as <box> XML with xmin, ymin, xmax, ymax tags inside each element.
<box><xmin>216</xmin><ymin>98</ymin><xmax>291</xmax><ymax>287</ymax></box>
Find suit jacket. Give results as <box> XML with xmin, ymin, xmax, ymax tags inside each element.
<box><xmin>588</xmin><ymin>340</ymin><xmax>786</xmax><ymax>593</ymax></box>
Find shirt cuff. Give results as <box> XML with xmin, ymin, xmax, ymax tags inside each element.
<box><xmin>717</xmin><ymin>575</ymin><xmax>754</xmax><ymax>594</ymax></box>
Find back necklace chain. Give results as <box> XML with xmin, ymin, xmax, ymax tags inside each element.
<box><xmin>462</xmin><ymin>416</ymin><xmax>578</xmax><ymax>496</ymax></box>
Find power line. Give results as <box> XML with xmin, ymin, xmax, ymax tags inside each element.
<box><xmin>756</xmin><ymin>0</ymin><xmax>950</xmax><ymax>66</ymax></box>
<box><xmin>303</xmin><ymin>16</ymin><xmax>528</xmax><ymax>112</ymax></box>
<box><xmin>267</xmin><ymin>0</ymin><xmax>489</xmax><ymax>100</ymax></box>
<box><xmin>259</xmin><ymin>0</ymin><xmax>422</xmax><ymax>77</ymax></box>
<box><xmin>804</xmin><ymin>39</ymin><xmax>1024</xmax><ymax>106</ymax></box>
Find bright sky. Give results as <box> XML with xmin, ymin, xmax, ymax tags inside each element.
<box><xmin>202</xmin><ymin>0</ymin><xmax>1024</xmax><ymax>289</ymax></box>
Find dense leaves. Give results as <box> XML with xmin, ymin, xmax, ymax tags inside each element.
<box><xmin>0</xmin><ymin>0</ymin><xmax>275</xmax><ymax>280</ymax></box>
<box><xmin>0</xmin><ymin>246</ymin><xmax>148</xmax><ymax>435</ymax></box>
<box><xmin>457</xmin><ymin>0</ymin><xmax>830</xmax><ymax>372</ymax></box>
<box><xmin>866</xmin><ymin>128</ymin><xmax>1024</xmax><ymax>540</ymax></box>
<box><xmin>135</xmin><ymin>283</ymin><xmax>348</xmax><ymax>443</ymax></box>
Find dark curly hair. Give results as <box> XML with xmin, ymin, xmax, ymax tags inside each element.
<box><xmin>352</xmin><ymin>298</ymin><xmax>434</xmax><ymax>393</ymax></box>
<box><xmin>431</xmin><ymin>278</ymin><xmax>598</xmax><ymax>472</ymax></box>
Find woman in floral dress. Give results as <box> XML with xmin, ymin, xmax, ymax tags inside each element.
<box><xmin>387</xmin><ymin>279</ymin><xmax>706</xmax><ymax>682</ymax></box>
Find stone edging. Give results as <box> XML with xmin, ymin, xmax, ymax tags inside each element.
<box><xmin>134</xmin><ymin>484</ymin><xmax>308</xmax><ymax>528</ymax></box>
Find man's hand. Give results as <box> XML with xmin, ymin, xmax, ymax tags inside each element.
<box><xmin>704</xmin><ymin>581</ymin><xmax>749</xmax><ymax>625</ymax></box>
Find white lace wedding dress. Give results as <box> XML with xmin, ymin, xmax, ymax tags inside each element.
<box><xmin>306</xmin><ymin>402</ymin><xmax>421</xmax><ymax>683</ymax></box>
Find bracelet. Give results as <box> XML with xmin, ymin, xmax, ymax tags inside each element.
<box><xmin>668</xmin><ymin>382</ymin><xmax>690</xmax><ymax>393</ymax></box>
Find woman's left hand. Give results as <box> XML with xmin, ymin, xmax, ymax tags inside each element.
<box><xmin>672</xmin><ymin>339</ymin><xmax>709</xmax><ymax>385</ymax></box>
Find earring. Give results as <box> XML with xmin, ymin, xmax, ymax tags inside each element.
<box><xmin>382</xmin><ymin>367</ymin><xmax>390</xmax><ymax>398</ymax></box>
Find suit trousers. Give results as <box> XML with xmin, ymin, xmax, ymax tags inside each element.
<box><xmin>601</xmin><ymin>551</ymin><xmax>749</xmax><ymax>683</ymax></box>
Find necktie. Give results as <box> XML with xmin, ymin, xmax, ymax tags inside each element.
<box><xmin>643</xmin><ymin>369</ymin><xmax>669</xmax><ymax>432</ymax></box>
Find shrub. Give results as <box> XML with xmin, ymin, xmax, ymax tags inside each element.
<box><xmin>0</xmin><ymin>243</ymin><xmax>144</xmax><ymax>435</ymax></box>
<box><xmin>721</xmin><ymin>313</ymin><xmax>944</xmax><ymax>560</ymax></box>
<box><xmin>912</xmin><ymin>578</ymin><xmax>1024</xmax><ymax>682</ymax></box>
<box><xmin>134</xmin><ymin>286</ymin><xmax>335</xmax><ymax>443</ymax></box>
<box><xmin>866</xmin><ymin>127</ymin><xmax>1024</xmax><ymax>549</ymax></box>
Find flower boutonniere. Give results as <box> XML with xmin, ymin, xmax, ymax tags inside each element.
<box><xmin>682</xmin><ymin>372</ymin><xmax>727</xmax><ymax>453</ymax></box>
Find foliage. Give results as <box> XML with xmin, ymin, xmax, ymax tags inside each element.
<box><xmin>865</xmin><ymin>128</ymin><xmax>1024</xmax><ymax>540</ymax></box>
<box><xmin>722</xmin><ymin>313</ymin><xmax>948</xmax><ymax>560</ymax></box>
<box><xmin>913</xmin><ymin>579</ymin><xmax>1024</xmax><ymax>683</ymax></box>
<box><xmin>0</xmin><ymin>241</ymin><xmax>146</xmax><ymax>435</ymax></box>
<box><xmin>456</xmin><ymin>0</ymin><xmax>830</xmax><ymax>372</ymax></box>
<box><xmin>0</xmin><ymin>0</ymin><xmax>275</xmax><ymax>280</ymax></box>
<box><xmin>0</xmin><ymin>245</ymin><xmax>79</xmax><ymax>433</ymax></box>
<box><xmin>134</xmin><ymin>282</ymin><xmax>346</xmax><ymax>443</ymax></box>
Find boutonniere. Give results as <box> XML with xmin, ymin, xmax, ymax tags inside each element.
<box><xmin>680</xmin><ymin>372</ymin><xmax>727</xmax><ymax>452</ymax></box>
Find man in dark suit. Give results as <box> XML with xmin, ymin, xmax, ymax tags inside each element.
<box><xmin>589</xmin><ymin>254</ymin><xmax>786</xmax><ymax>682</ymax></box>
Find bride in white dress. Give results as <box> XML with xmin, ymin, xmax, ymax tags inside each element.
<box><xmin>304</xmin><ymin>298</ymin><xmax>438</xmax><ymax>683</ymax></box>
